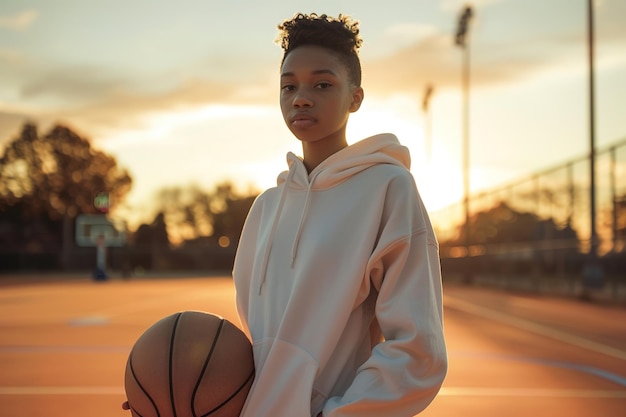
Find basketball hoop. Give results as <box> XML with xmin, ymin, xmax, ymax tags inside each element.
<box><xmin>76</xmin><ymin>214</ymin><xmax>126</xmax><ymax>247</ymax></box>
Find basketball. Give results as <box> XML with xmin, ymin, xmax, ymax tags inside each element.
<box><xmin>124</xmin><ymin>311</ymin><xmax>255</xmax><ymax>417</ymax></box>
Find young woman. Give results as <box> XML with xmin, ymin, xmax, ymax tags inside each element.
<box><xmin>233</xmin><ymin>13</ymin><xmax>447</xmax><ymax>417</ymax></box>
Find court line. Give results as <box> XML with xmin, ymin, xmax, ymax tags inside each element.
<box><xmin>0</xmin><ymin>386</ymin><xmax>124</xmax><ymax>395</ymax></box>
<box><xmin>439</xmin><ymin>387</ymin><xmax>626</xmax><ymax>398</ymax></box>
<box><xmin>449</xmin><ymin>351</ymin><xmax>626</xmax><ymax>387</ymax></box>
<box><xmin>0</xmin><ymin>345</ymin><xmax>130</xmax><ymax>353</ymax></box>
<box><xmin>2</xmin><ymin>386</ymin><xmax>624</xmax><ymax>398</ymax></box>
<box><xmin>529</xmin><ymin>357</ymin><xmax>626</xmax><ymax>386</ymax></box>
<box><xmin>444</xmin><ymin>295</ymin><xmax>626</xmax><ymax>361</ymax></box>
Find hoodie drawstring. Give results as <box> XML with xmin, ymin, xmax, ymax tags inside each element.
<box><xmin>290</xmin><ymin>171</ymin><xmax>319</xmax><ymax>266</ymax></box>
<box><xmin>258</xmin><ymin>168</ymin><xmax>320</xmax><ymax>293</ymax></box>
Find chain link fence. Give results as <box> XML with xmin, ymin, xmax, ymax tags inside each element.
<box><xmin>430</xmin><ymin>137</ymin><xmax>626</xmax><ymax>298</ymax></box>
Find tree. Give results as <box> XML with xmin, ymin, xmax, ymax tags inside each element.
<box><xmin>0</xmin><ymin>122</ymin><xmax>132</xmax><ymax>219</ymax></box>
<box><xmin>153</xmin><ymin>184</ymin><xmax>213</xmax><ymax>245</ymax></box>
<box><xmin>150</xmin><ymin>181</ymin><xmax>257</xmax><ymax>248</ymax></box>
<box><xmin>0</xmin><ymin>122</ymin><xmax>132</xmax><ymax>268</ymax></box>
<box><xmin>209</xmin><ymin>183</ymin><xmax>256</xmax><ymax>249</ymax></box>
<box><xmin>123</xmin><ymin>182</ymin><xmax>256</xmax><ymax>271</ymax></box>
<box><xmin>129</xmin><ymin>212</ymin><xmax>170</xmax><ymax>270</ymax></box>
<box><xmin>439</xmin><ymin>201</ymin><xmax>581</xmax><ymax>277</ymax></box>
<box><xmin>443</xmin><ymin>202</ymin><xmax>579</xmax><ymax>248</ymax></box>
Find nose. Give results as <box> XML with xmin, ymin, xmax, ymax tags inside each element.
<box><xmin>292</xmin><ymin>90</ymin><xmax>313</xmax><ymax>108</ymax></box>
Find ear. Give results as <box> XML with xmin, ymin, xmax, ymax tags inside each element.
<box><xmin>349</xmin><ymin>87</ymin><xmax>364</xmax><ymax>113</ymax></box>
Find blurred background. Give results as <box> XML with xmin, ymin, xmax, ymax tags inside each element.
<box><xmin>0</xmin><ymin>0</ymin><xmax>624</xmax><ymax>299</ymax></box>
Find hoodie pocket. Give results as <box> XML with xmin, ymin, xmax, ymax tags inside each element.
<box><xmin>241</xmin><ymin>338</ymin><xmax>320</xmax><ymax>417</ymax></box>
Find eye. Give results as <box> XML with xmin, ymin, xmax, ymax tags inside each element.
<box><xmin>316</xmin><ymin>82</ymin><xmax>332</xmax><ymax>89</ymax></box>
<box><xmin>281</xmin><ymin>84</ymin><xmax>295</xmax><ymax>92</ymax></box>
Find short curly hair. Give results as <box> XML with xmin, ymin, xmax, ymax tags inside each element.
<box><xmin>276</xmin><ymin>13</ymin><xmax>363</xmax><ymax>87</ymax></box>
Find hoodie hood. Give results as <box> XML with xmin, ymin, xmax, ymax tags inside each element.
<box><xmin>256</xmin><ymin>133</ymin><xmax>410</xmax><ymax>293</ymax></box>
<box><xmin>277</xmin><ymin>133</ymin><xmax>410</xmax><ymax>189</ymax></box>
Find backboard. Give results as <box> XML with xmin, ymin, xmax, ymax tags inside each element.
<box><xmin>75</xmin><ymin>214</ymin><xmax>127</xmax><ymax>247</ymax></box>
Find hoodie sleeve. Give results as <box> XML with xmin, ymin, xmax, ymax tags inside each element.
<box><xmin>323</xmin><ymin>172</ymin><xmax>448</xmax><ymax>417</ymax></box>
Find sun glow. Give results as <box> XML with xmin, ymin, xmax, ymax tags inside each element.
<box><xmin>348</xmin><ymin>95</ymin><xmax>464</xmax><ymax>211</ymax></box>
<box><xmin>102</xmin><ymin>94</ymin><xmax>492</xmax><ymax>230</ymax></box>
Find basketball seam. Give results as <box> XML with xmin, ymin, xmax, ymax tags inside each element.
<box><xmin>129</xmin><ymin>350</ymin><xmax>159</xmax><ymax>417</ymax></box>
<box><xmin>201</xmin><ymin>368</ymin><xmax>255</xmax><ymax>417</ymax></box>
<box><xmin>169</xmin><ymin>312</ymin><xmax>184</xmax><ymax>417</ymax></box>
<box><xmin>191</xmin><ymin>318</ymin><xmax>224</xmax><ymax>417</ymax></box>
<box><xmin>195</xmin><ymin>320</ymin><xmax>255</xmax><ymax>417</ymax></box>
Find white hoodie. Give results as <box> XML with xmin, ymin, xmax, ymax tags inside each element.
<box><xmin>233</xmin><ymin>133</ymin><xmax>447</xmax><ymax>417</ymax></box>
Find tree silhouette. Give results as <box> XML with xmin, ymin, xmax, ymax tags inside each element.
<box><xmin>0</xmin><ymin>122</ymin><xmax>132</xmax><ymax>219</ymax></box>
<box><xmin>150</xmin><ymin>181</ymin><xmax>256</xmax><ymax>248</ymax></box>
<box><xmin>209</xmin><ymin>182</ymin><xmax>256</xmax><ymax>249</ymax></box>
<box><xmin>124</xmin><ymin>182</ymin><xmax>257</xmax><ymax>271</ymax></box>
<box><xmin>0</xmin><ymin>122</ymin><xmax>132</xmax><ymax>269</ymax></box>
<box><xmin>153</xmin><ymin>184</ymin><xmax>213</xmax><ymax>244</ymax></box>
<box><xmin>444</xmin><ymin>202</ymin><xmax>579</xmax><ymax>248</ymax></box>
<box><xmin>129</xmin><ymin>212</ymin><xmax>170</xmax><ymax>271</ymax></box>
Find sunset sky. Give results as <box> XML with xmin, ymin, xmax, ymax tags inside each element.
<box><xmin>1</xmin><ymin>0</ymin><xmax>625</xmax><ymax>229</ymax></box>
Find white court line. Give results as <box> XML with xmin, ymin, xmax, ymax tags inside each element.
<box><xmin>444</xmin><ymin>295</ymin><xmax>626</xmax><ymax>361</ymax></box>
<box><xmin>439</xmin><ymin>387</ymin><xmax>626</xmax><ymax>398</ymax></box>
<box><xmin>0</xmin><ymin>386</ymin><xmax>124</xmax><ymax>395</ymax></box>
<box><xmin>1</xmin><ymin>386</ymin><xmax>624</xmax><ymax>398</ymax></box>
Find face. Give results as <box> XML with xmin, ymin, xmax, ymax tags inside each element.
<box><xmin>280</xmin><ymin>45</ymin><xmax>363</xmax><ymax>145</ymax></box>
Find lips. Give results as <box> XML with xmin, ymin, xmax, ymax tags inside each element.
<box><xmin>290</xmin><ymin>113</ymin><xmax>316</xmax><ymax>128</ymax></box>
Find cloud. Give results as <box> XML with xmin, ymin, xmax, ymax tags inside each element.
<box><xmin>32</xmin><ymin>76</ymin><xmax>270</xmax><ymax>141</ymax></box>
<box><xmin>0</xmin><ymin>45</ymin><xmax>282</xmax><ymax>151</ymax></box>
<box><xmin>0</xmin><ymin>10</ymin><xmax>38</xmax><ymax>31</ymax></box>
<box><xmin>362</xmin><ymin>6</ymin><xmax>626</xmax><ymax>99</ymax></box>
<box><xmin>363</xmin><ymin>34</ymin><xmax>456</xmax><ymax>95</ymax></box>
<box><xmin>19</xmin><ymin>66</ymin><xmax>130</xmax><ymax>102</ymax></box>
<box><xmin>364</xmin><ymin>39</ymin><xmax>549</xmax><ymax>97</ymax></box>
<box><xmin>378</xmin><ymin>23</ymin><xmax>438</xmax><ymax>49</ymax></box>
<box><xmin>0</xmin><ymin>75</ymin><xmax>233</xmax><ymax>148</ymax></box>
<box><xmin>598</xmin><ymin>0</ymin><xmax>626</xmax><ymax>41</ymax></box>
<box><xmin>0</xmin><ymin>48</ymin><xmax>24</xmax><ymax>65</ymax></box>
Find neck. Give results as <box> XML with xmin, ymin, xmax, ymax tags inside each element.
<box><xmin>302</xmin><ymin>137</ymin><xmax>348</xmax><ymax>173</ymax></box>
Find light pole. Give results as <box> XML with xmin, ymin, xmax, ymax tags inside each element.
<box><xmin>455</xmin><ymin>5</ymin><xmax>473</xmax><ymax>272</ymax></box>
<box><xmin>422</xmin><ymin>84</ymin><xmax>434</xmax><ymax>164</ymax></box>
<box><xmin>583</xmin><ymin>0</ymin><xmax>604</xmax><ymax>292</ymax></box>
